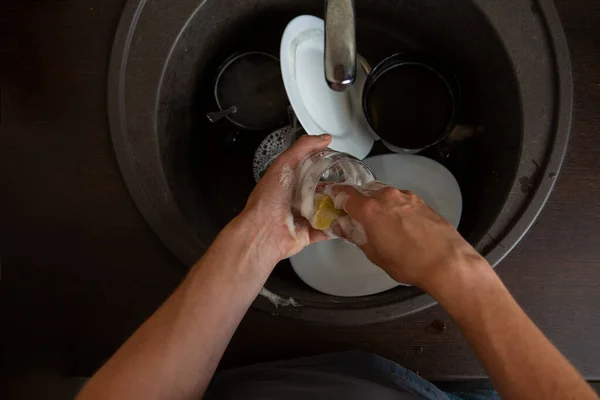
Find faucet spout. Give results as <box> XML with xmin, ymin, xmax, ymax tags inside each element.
<box><xmin>324</xmin><ymin>0</ymin><xmax>357</xmax><ymax>92</ymax></box>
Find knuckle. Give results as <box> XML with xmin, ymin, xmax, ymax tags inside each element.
<box><xmin>382</xmin><ymin>186</ymin><xmax>400</xmax><ymax>197</ymax></box>
<box><xmin>286</xmin><ymin>136</ymin><xmax>318</xmax><ymax>163</ymax></box>
<box><xmin>377</xmin><ymin>187</ymin><xmax>402</xmax><ymax>202</ymax></box>
<box><xmin>401</xmin><ymin>190</ymin><xmax>420</xmax><ymax>203</ymax></box>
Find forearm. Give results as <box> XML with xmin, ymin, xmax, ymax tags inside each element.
<box><xmin>78</xmin><ymin>214</ymin><xmax>275</xmax><ymax>400</ymax></box>
<box><xmin>428</xmin><ymin>259</ymin><xmax>596</xmax><ymax>400</ymax></box>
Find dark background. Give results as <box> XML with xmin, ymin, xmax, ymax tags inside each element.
<box><xmin>1</xmin><ymin>0</ymin><xmax>599</xmax><ymax>384</ymax></box>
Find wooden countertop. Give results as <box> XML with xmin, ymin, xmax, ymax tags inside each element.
<box><xmin>0</xmin><ymin>0</ymin><xmax>599</xmax><ymax>379</ymax></box>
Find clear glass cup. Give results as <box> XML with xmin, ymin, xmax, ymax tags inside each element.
<box><xmin>293</xmin><ymin>149</ymin><xmax>376</xmax><ymax>230</ymax></box>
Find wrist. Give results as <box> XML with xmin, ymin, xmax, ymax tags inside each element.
<box><xmin>223</xmin><ymin>209</ymin><xmax>282</xmax><ymax>269</ymax></box>
<box><xmin>185</xmin><ymin>214</ymin><xmax>276</xmax><ymax>310</ymax></box>
<box><xmin>428</xmin><ymin>257</ymin><xmax>509</xmax><ymax>328</ymax></box>
<box><xmin>421</xmin><ymin>248</ymin><xmax>491</xmax><ymax>298</ymax></box>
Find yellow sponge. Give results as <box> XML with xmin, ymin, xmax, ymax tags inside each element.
<box><xmin>310</xmin><ymin>194</ymin><xmax>346</xmax><ymax>230</ymax></box>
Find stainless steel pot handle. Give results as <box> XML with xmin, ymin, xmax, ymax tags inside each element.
<box><xmin>206</xmin><ymin>106</ymin><xmax>237</xmax><ymax>123</ymax></box>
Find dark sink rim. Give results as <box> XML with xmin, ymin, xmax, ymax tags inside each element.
<box><xmin>107</xmin><ymin>0</ymin><xmax>572</xmax><ymax>325</ymax></box>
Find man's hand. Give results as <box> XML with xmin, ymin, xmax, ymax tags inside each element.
<box><xmin>76</xmin><ymin>134</ymin><xmax>333</xmax><ymax>400</ymax></box>
<box><xmin>78</xmin><ymin>145</ymin><xmax>597</xmax><ymax>400</ymax></box>
<box><xmin>332</xmin><ymin>184</ymin><xmax>597</xmax><ymax>400</ymax></box>
<box><xmin>331</xmin><ymin>184</ymin><xmax>485</xmax><ymax>288</ymax></box>
<box><xmin>242</xmin><ymin>134</ymin><xmax>331</xmax><ymax>264</ymax></box>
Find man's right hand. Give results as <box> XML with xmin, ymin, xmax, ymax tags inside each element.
<box><xmin>329</xmin><ymin>183</ymin><xmax>597</xmax><ymax>400</ymax></box>
<box><xmin>332</xmin><ymin>183</ymin><xmax>597</xmax><ymax>400</ymax></box>
<box><xmin>330</xmin><ymin>183</ymin><xmax>486</xmax><ymax>289</ymax></box>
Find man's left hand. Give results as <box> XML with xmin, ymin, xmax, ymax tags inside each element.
<box><xmin>240</xmin><ymin>134</ymin><xmax>332</xmax><ymax>266</ymax></box>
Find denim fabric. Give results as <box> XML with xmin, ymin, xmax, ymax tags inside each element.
<box><xmin>206</xmin><ymin>352</ymin><xmax>499</xmax><ymax>400</ymax></box>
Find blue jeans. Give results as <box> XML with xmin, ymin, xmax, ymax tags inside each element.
<box><xmin>207</xmin><ymin>351</ymin><xmax>499</xmax><ymax>400</ymax></box>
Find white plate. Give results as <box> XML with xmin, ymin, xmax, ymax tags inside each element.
<box><xmin>280</xmin><ymin>15</ymin><xmax>374</xmax><ymax>159</ymax></box>
<box><xmin>289</xmin><ymin>154</ymin><xmax>462</xmax><ymax>297</ymax></box>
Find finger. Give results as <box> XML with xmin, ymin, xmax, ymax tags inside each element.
<box><xmin>331</xmin><ymin>215</ymin><xmax>367</xmax><ymax>246</ymax></box>
<box><xmin>277</xmin><ymin>134</ymin><xmax>332</xmax><ymax>167</ymax></box>
<box><xmin>330</xmin><ymin>219</ymin><xmax>346</xmax><ymax>239</ymax></box>
<box><xmin>293</xmin><ymin>213</ymin><xmax>333</xmax><ymax>243</ymax></box>
<box><xmin>308</xmin><ymin>227</ymin><xmax>330</xmax><ymax>244</ymax></box>
<box><xmin>337</xmin><ymin>215</ymin><xmax>357</xmax><ymax>243</ymax></box>
<box><xmin>329</xmin><ymin>184</ymin><xmax>370</xmax><ymax>217</ymax></box>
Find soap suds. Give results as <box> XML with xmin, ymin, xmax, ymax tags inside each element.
<box><xmin>358</xmin><ymin>180</ymin><xmax>388</xmax><ymax>196</ymax></box>
<box><xmin>332</xmin><ymin>191</ymin><xmax>349</xmax><ymax>211</ymax></box>
<box><xmin>350</xmin><ymin>220</ymin><xmax>367</xmax><ymax>245</ymax></box>
<box><xmin>332</xmin><ymin>181</ymin><xmax>393</xmax><ymax>245</ymax></box>
<box><xmin>279</xmin><ymin>163</ymin><xmax>294</xmax><ymax>196</ymax></box>
<box><xmin>284</xmin><ymin>213</ymin><xmax>297</xmax><ymax>238</ymax></box>
<box><xmin>337</xmin><ymin>215</ymin><xmax>368</xmax><ymax>246</ymax></box>
<box><xmin>253</xmin><ymin>126</ymin><xmax>298</xmax><ymax>183</ymax></box>
<box><xmin>321</xmin><ymin>183</ymin><xmax>334</xmax><ymax>197</ymax></box>
<box><xmin>294</xmin><ymin>155</ymin><xmax>369</xmax><ymax>222</ymax></box>
<box><xmin>259</xmin><ymin>287</ymin><xmax>302</xmax><ymax>308</ymax></box>
<box><xmin>281</xmin><ymin>163</ymin><xmax>302</xmax><ymax>239</ymax></box>
<box><xmin>293</xmin><ymin>156</ymin><xmax>319</xmax><ymax>220</ymax></box>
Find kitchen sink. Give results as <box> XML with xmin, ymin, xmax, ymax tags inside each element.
<box><xmin>108</xmin><ymin>0</ymin><xmax>571</xmax><ymax>324</ymax></box>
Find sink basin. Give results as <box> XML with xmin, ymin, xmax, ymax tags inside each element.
<box><xmin>108</xmin><ymin>0</ymin><xmax>571</xmax><ymax>324</ymax></box>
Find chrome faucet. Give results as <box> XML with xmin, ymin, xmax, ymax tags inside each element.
<box><xmin>324</xmin><ymin>0</ymin><xmax>357</xmax><ymax>92</ymax></box>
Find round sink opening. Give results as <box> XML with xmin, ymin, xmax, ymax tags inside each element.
<box><xmin>170</xmin><ymin>4</ymin><xmax>521</xmax><ymax>305</ymax></box>
<box><xmin>110</xmin><ymin>0</ymin><xmax>571</xmax><ymax>323</ymax></box>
